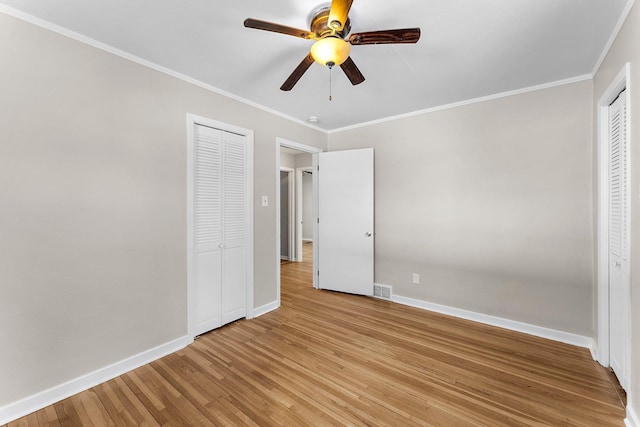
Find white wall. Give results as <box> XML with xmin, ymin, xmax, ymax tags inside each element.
<box><xmin>0</xmin><ymin>12</ymin><xmax>326</xmax><ymax>409</ymax></box>
<box><xmin>329</xmin><ymin>80</ymin><xmax>594</xmax><ymax>336</ymax></box>
<box><xmin>592</xmin><ymin>2</ymin><xmax>640</xmax><ymax>422</ymax></box>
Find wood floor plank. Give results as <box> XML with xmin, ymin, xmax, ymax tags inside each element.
<box><xmin>3</xmin><ymin>242</ymin><xmax>626</xmax><ymax>426</ymax></box>
<box><xmin>93</xmin><ymin>377</ymin><xmax>161</xmax><ymax>427</ymax></box>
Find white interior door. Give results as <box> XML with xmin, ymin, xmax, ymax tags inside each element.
<box><xmin>318</xmin><ymin>148</ymin><xmax>374</xmax><ymax>295</ymax></box>
<box><xmin>608</xmin><ymin>90</ymin><xmax>629</xmax><ymax>389</ymax></box>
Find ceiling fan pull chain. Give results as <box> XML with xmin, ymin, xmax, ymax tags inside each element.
<box><xmin>329</xmin><ymin>66</ymin><xmax>333</xmax><ymax>101</ymax></box>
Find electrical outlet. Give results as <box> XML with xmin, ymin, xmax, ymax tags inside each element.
<box><xmin>412</xmin><ymin>273</ymin><xmax>420</xmax><ymax>284</ymax></box>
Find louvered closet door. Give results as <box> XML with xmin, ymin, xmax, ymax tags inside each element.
<box><xmin>193</xmin><ymin>125</ymin><xmax>247</xmax><ymax>336</ymax></box>
<box><xmin>220</xmin><ymin>131</ymin><xmax>247</xmax><ymax>325</ymax></box>
<box><xmin>609</xmin><ymin>89</ymin><xmax>628</xmax><ymax>386</ymax></box>
<box><xmin>194</xmin><ymin>125</ymin><xmax>223</xmax><ymax>335</ymax></box>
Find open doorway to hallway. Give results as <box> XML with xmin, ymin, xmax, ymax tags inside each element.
<box><xmin>276</xmin><ymin>138</ymin><xmax>322</xmax><ymax>306</ymax></box>
<box><xmin>280</xmin><ymin>147</ymin><xmax>314</xmax><ymax>263</ymax></box>
<box><xmin>280</xmin><ymin>168</ymin><xmax>313</xmax><ymax>263</ymax></box>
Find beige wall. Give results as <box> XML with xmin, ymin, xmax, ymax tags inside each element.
<box><xmin>0</xmin><ymin>13</ymin><xmax>325</xmax><ymax>407</ymax></box>
<box><xmin>329</xmin><ymin>80</ymin><xmax>594</xmax><ymax>336</ymax></box>
<box><xmin>280</xmin><ymin>152</ymin><xmax>296</xmax><ymax>169</ymax></box>
<box><xmin>593</xmin><ymin>2</ymin><xmax>640</xmax><ymax>419</ymax></box>
<box><xmin>295</xmin><ymin>153</ymin><xmax>313</xmax><ymax>168</ymax></box>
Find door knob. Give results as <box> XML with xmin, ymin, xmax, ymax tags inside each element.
<box><xmin>365</xmin><ymin>232</ymin><xmax>372</xmax><ymax>237</ymax></box>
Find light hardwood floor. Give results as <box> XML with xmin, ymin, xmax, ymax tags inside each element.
<box><xmin>6</xmin><ymin>242</ymin><xmax>626</xmax><ymax>426</ymax></box>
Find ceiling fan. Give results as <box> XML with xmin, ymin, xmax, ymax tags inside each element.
<box><xmin>244</xmin><ymin>0</ymin><xmax>421</xmax><ymax>91</ymax></box>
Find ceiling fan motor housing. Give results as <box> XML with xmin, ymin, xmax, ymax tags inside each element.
<box><xmin>309</xmin><ymin>6</ymin><xmax>351</xmax><ymax>39</ymax></box>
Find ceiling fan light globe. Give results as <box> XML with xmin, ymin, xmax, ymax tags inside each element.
<box><xmin>310</xmin><ymin>37</ymin><xmax>351</xmax><ymax>67</ymax></box>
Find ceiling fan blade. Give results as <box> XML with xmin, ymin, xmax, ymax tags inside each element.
<box><xmin>340</xmin><ymin>56</ymin><xmax>365</xmax><ymax>86</ymax></box>
<box><xmin>244</xmin><ymin>18</ymin><xmax>315</xmax><ymax>40</ymax></box>
<box><xmin>281</xmin><ymin>54</ymin><xmax>315</xmax><ymax>91</ymax></box>
<box><xmin>328</xmin><ymin>0</ymin><xmax>354</xmax><ymax>32</ymax></box>
<box><xmin>349</xmin><ymin>28</ymin><xmax>421</xmax><ymax>45</ymax></box>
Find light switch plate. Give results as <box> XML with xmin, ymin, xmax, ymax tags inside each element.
<box><xmin>261</xmin><ymin>195</ymin><xmax>269</xmax><ymax>207</ymax></box>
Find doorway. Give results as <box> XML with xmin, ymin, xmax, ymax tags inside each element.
<box><xmin>596</xmin><ymin>63</ymin><xmax>631</xmax><ymax>392</ymax></box>
<box><xmin>276</xmin><ymin>138</ymin><xmax>322</xmax><ymax>306</ymax></box>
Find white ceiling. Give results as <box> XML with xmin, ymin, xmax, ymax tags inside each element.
<box><xmin>0</xmin><ymin>0</ymin><xmax>631</xmax><ymax>131</ymax></box>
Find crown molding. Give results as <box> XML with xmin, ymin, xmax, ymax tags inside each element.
<box><xmin>328</xmin><ymin>74</ymin><xmax>593</xmax><ymax>134</ymax></box>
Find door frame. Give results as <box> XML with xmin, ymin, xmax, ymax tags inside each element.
<box><xmin>596</xmin><ymin>63</ymin><xmax>631</xmax><ymax>391</ymax></box>
<box><xmin>276</xmin><ymin>138</ymin><xmax>322</xmax><ymax>306</ymax></box>
<box><xmin>186</xmin><ymin>113</ymin><xmax>254</xmax><ymax>341</ymax></box>
<box><xmin>279</xmin><ymin>167</ymin><xmax>295</xmax><ymax>261</ymax></box>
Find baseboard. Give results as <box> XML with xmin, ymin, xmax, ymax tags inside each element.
<box><xmin>589</xmin><ymin>340</ymin><xmax>600</xmax><ymax>361</ymax></box>
<box><xmin>0</xmin><ymin>335</ymin><xmax>191</xmax><ymax>425</ymax></box>
<box><xmin>392</xmin><ymin>294</ymin><xmax>593</xmax><ymax>349</ymax></box>
<box><xmin>252</xmin><ymin>300</ymin><xmax>280</xmax><ymax>318</ymax></box>
<box><xmin>626</xmin><ymin>404</ymin><xmax>640</xmax><ymax>427</ymax></box>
